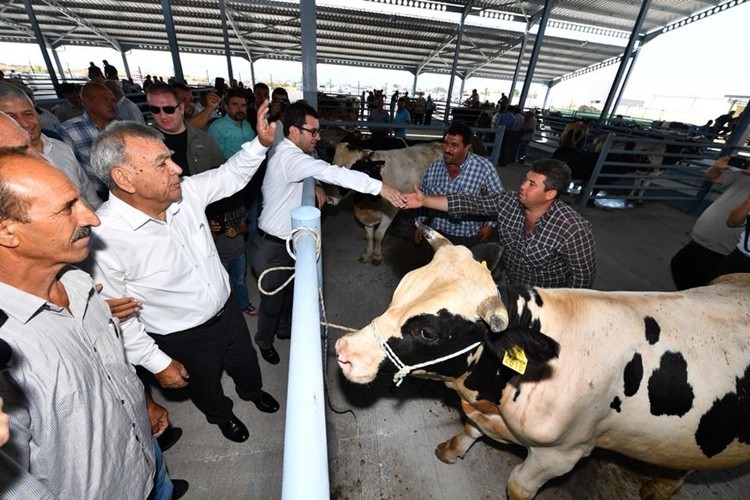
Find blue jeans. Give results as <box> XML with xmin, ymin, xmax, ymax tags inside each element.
<box><xmin>149</xmin><ymin>437</ymin><xmax>173</xmax><ymax>500</ymax></box>
<box><xmin>223</xmin><ymin>253</ymin><xmax>250</xmax><ymax>309</ymax></box>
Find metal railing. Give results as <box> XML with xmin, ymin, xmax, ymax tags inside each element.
<box><xmin>281</xmin><ymin>178</ymin><xmax>328</xmax><ymax>499</ymax></box>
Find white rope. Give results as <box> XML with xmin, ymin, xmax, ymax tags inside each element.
<box><xmin>369</xmin><ymin>321</ymin><xmax>482</xmax><ymax>386</ymax></box>
<box><xmin>257</xmin><ymin>227</ymin><xmax>321</xmax><ymax>296</ymax></box>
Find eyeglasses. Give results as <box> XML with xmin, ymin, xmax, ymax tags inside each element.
<box><xmin>148</xmin><ymin>105</ymin><xmax>178</xmax><ymax>115</ymax></box>
<box><xmin>298</xmin><ymin>126</ymin><xmax>320</xmax><ymax>137</ymax></box>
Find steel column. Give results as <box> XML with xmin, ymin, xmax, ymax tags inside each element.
<box><xmin>120</xmin><ymin>50</ymin><xmax>133</xmax><ymax>81</ymax></box>
<box><xmin>21</xmin><ymin>0</ymin><xmax>59</xmax><ymax>87</ymax></box>
<box><xmin>517</xmin><ymin>0</ymin><xmax>554</xmax><ymax>110</ymax></box>
<box><xmin>219</xmin><ymin>0</ymin><xmax>234</xmax><ymax>83</ymax></box>
<box><xmin>508</xmin><ymin>31</ymin><xmax>528</xmax><ymax>107</ymax></box>
<box><xmin>300</xmin><ymin>0</ymin><xmax>318</xmax><ymax>108</ymax></box>
<box><xmin>599</xmin><ymin>0</ymin><xmax>652</xmax><ymax>121</ymax></box>
<box><xmin>444</xmin><ymin>1</ymin><xmax>474</xmax><ymax>123</ymax></box>
<box><xmin>611</xmin><ymin>45</ymin><xmax>641</xmax><ymax>118</ymax></box>
<box><xmin>159</xmin><ymin>0</ymin><xmax>184</xmax><ymax>83</ymax></box>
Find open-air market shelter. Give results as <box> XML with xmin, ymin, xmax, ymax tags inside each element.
<box><xmin>1</xmin><ymin>0</ymin><xmax>748</xmax><ymax>124</ymax></box>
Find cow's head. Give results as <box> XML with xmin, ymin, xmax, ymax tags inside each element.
<box><xmin>336</xmin><ymin>224</ymin><xmax>559</xmax><ymax>385</ymax></box>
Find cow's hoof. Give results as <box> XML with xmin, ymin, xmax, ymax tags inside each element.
<box><xmin>371</xmin><ymin>258</ymin><xmax>382</xmax><ymax>266</ymax></box>
<box><xmin>358</xmin><ymin>255</ymin><xmax>370</xmax><ymax>264</ymax></box>
<box><xmin>435</xmin><ymin>442</ymin><xmax>458</xmax><ymax>464</ymax></box>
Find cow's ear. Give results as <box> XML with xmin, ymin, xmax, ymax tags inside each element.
<box><xmin>471</xmin><ymin>243</ymin><xmax>504</xmax><ymax>283</ymax></box>
<box><xmin>483</xmin><ymin>327</ymin><xmax>560</xmax><ymax>367</ymax></box>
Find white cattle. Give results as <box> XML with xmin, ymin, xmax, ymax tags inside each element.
<box><xmin>331</xmin><ymin>141</ymin><xmax>442</xmax><ymax>264</ymax></box>
<box><xmin>335</xmin><ymin>225</ymin><xmax>750</xmax><ymax>499</ymax></box>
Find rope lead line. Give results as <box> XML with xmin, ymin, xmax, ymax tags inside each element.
<box><xmin>369</xmin><ymin>321</ymin><xmax>482</xmax><ymax>386</ymax></box>
<box><xmin>257</xmin><ymin>226</ymin><xmax>321</xmax><ymax>296</ymax></box>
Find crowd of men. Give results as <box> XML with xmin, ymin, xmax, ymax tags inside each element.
<box><xmin>0</xmin><ymin>68</ymin><xmax>746</xmax><ymax>499</ymax></box>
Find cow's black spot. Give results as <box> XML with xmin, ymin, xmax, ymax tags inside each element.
<box><xmin>695</xmin><ymin>364</ymin><xmax>750</xmax><ymax>458</ymax></box>
<box><xmin>464</xmin><ymin>349</ymin><xmax>516</xmax><ymax>405</ymax></box>
<box><xmin>513</xmin><ymin>388</ymin><xmax>521</xmax><ymax>402</ymax></box>
<box><xmin>610</xmin><ymin>396</ymin><xmax>622</xmax><ymax>413</ymax></box>
<box><xmin>623</xmin><ymin>352</ymin><xmax>643</xmax><ymax>397</ymax></box>
<box><xmin>645</xmin><ymin>316</ymin><xmax>661</xmax><ymax>345</ymax></box>
<box><xmin>532</xmin><ymin>291</ymin><xmax>543</xmax><ymax>308</ymax></box>
<box><xmin>647</xmin><ymin>351</ymin><xmax>694</xmax><ymax>417</ymax></box>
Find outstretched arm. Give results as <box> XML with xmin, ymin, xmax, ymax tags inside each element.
<box><xmin>404</xmin><ymin>184</ymin><xmax>448</xmax><ymax>212</ymax></box>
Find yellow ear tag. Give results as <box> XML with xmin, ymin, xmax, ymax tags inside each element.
<box><xmin>502</xmin><ymin>345</ymin><xmax>528</xmax><ymax>374</ymax></box>
<box><xmin>481</xmin><ymin>260</ymin><xmax>488</xmax><ymax>269</ymax></box>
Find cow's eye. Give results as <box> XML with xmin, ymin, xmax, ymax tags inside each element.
<box><xmin>418</xmin><ymin>329</ymin><xmax>439</xmax><ymax>342</ymax></box>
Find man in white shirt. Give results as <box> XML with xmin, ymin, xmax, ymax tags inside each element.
<box><xmin>86</xmin><ymin>103</ymin><xmax>279</xmax><ymax>444</ymax></box>
<box><xmin>252</xmin><ymin>101</ymin><xmax>405</xmax><ymax>364</ymax></box>
<box><xmin>104</xmin><ymin>79</ymin><xmax>146</xmax><ymax>124</ymax></box>
<box><xmin>0</xmin><ymin>84</ymin><xmax>102</xmax><ymax>208</ymax></box>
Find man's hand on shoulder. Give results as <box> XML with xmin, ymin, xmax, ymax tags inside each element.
<box><xmin>255</xmin><ymin>100</ymin><xmax>277</xmax><ymax>148</ymax></box>
<box><xmin>155</xmin><ymin>359</ymin><xmax>189</xmax><ymax>389</ymax></box>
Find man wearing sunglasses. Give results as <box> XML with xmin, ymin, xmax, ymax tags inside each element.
<box><xmin>146</xmin><ymin>82</ymin><xmax>224</xmax><ymax>177</ymax></box>
<box><xmin>251</xmin><ymin>101</ymin><xmax>406</xmax><ymax>365</ymax></box>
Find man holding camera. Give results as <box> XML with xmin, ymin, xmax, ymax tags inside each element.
<box><xmin>671</xmin><ymin>155</ymin><xmax>750</xmax><ymax>289</ymax></box>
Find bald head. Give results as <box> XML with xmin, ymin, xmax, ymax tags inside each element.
<box><xmin>0</xmin><ymin>111</ymin><xmax>33</xmax><ymax>155</ymax></box>
<box><xmin>81</xmin><ymin>82</ymin><xmax>117</xmax><ymax>124</ymax></box>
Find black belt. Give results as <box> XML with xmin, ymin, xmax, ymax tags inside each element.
<box><xmin>257</xmin><ymin>228</ymin><xmax>285</xmax><ymax>244</ymax></box>
<box><xmin>197</xmin><ymin>307</ymin><xmax>225</xmax><ymax>329</ymax></box>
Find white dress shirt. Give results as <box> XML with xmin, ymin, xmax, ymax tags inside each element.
<box><xmin>117</xmin><ymin>96</ymin><xmax>146</xmax><ymax>124</ymax></box>
<box><xmin>259</xmin><ymin>137</ymin><xmax>382</xmax><ymax>238</ymax></box>
<box><xmin>41</xmin><ymin>134</ymin><xmax>103</xmax><ymax>209</ymax></box>
<box><xmin>88</xmin><ymin>138</ymin><xmax>268</xmax><ymax>373</ymax></box>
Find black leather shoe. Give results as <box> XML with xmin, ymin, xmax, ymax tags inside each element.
<box><xmin>259</xmin><ymin>346</ymin><xmax>280</xmax><ymax>365</ymax></box>
<box><xmin>251</xmin><ymin>390</ymin><xmax>280</xmax><ymax>413</ymax></box>
<box><xmin>172</xmin><ymin>479</ymin><xmax>189</xmax><ymax>499</ymax></box>
<box><xmin>157</xmin><ymin>426</ymin><xmax>182</xmax><ymax>452</ymax></box>
<box><xmin>218</xmin><ymin>415</ymin><xmax>249</xmax><ymax>443</ymax></box>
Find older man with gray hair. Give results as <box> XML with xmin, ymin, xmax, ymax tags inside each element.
<box><xmin>0</xmin><ymin>83</ymin><xmax>102</xmax><ymax>208</ymax></box>
<box><xmin>86</xmin><ymin>101</ymin><xmax>279</xmax><ymax>443</ymax></box>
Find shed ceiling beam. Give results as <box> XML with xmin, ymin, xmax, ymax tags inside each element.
<box><xmin>641</xmin><ymin>0</ymin><xmax>747</xmax><ymax>44</ymax></box>
<box><xmin>417</xmin><ymin>33</ymin><xmax>457</xmax><ymax>74</ymax></box>
<box><xmin>40</xmin><ymin>0</ymin><xmax>124</xmax><ymax>52</ymax></box>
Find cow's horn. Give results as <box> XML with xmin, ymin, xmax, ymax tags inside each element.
<box><xmin>477</xmin><ymin>295</ymin><xmax>508</xmax><ymax>333</ymax></box>
<box><xmin>416</xmin><ymin>222</ymin><xmax>452</xmax><ymax>250</ymax></box>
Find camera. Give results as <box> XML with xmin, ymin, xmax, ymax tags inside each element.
<box><xmin>728</xmin><ymin>156</ymin><xmax>750</xmax><ymax>169</ymax></box>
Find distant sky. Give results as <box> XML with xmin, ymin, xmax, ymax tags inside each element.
<box><xmin>1</xmin><ymin>1</ymin><xmax>747</xmax><ymax>124</ymax></box>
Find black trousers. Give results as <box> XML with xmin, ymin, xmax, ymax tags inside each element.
<box><xmin>251</xmin><ymin>232</ymin><xmax>294</xmax><ymax>349</ymax></box>
<box><xmin>670</xmin><ymin>239</ymin><xmax>726</xmax><ymax>290</ymax></box>
<box><xmin>148</xmin><ymin>294</ymin><xmax>262</xmax><ymax>425</ymax></box>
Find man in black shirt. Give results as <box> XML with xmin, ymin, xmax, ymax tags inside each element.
<box><xmin>146</xmin><ymin>83</ymin><xmax>224</xmax><ymax>176</ymax></box>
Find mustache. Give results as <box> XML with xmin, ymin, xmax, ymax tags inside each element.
<box><xmin>71</xmin><ymin>226</ymin><xmax>92</xmax><ymax>242</ymax></box>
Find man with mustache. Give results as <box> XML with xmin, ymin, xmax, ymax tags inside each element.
<box><xmin>86</xmin><ymin>102</ymin><xmax>279</xmax><ymax>444</ymax></box>
<box><xmin>208</xmin><ymin>88</ymin><xmax>256</xmax><ymax>159</ymax></box>
<box><xmin>0</xmin><ymin>152</ymin><xmax>177</xmax><ymax>498</ymax></box>
<box><xmin>414</xmin><ymin>122</ymin><xmax>502</xmax><ymax>247</ymax></box>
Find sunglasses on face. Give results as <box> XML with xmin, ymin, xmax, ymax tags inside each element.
<box><xmin>149</xmin><ymin>105</ymin><xmax>178</xmax><ymax>115</ymax></box>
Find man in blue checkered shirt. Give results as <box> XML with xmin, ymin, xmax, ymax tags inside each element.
<box><xmin>57</xmin><ymin>82</ymin><xmax>118</xmax><ymax>197</ymax></box>
<box><xmin>406</xmin><ymin>159</ymin><xmax>596</xmax><ymax>288</ymax></box>
<box><xmin>415</xmin><ymin>123</ymin><xmax>503</xmax><ymax>247</ymax></box>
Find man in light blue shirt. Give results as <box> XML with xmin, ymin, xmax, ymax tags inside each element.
<box><xmin>208</xmin><ymin>88</ymin><xmax>256</xmax><ymax>158</ymax></box>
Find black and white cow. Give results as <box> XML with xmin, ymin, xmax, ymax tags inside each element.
<box><xmin>335</xmin><ymin>225</ymin><xmax>750</xmax><ymax>499</ymax></box>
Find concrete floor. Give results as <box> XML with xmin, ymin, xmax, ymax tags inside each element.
<box><xmin>155</xmin><ymin>162</ymin><xmax>750</xmax><ymax>499</ymax></box>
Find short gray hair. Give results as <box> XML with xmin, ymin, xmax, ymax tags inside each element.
<box><xmin>0</xmin><ymin>81</ymin><xmax>32</xmax><ymax>104</ymax></box>
<box><xmin>0</xmin><ymin>152</ymin><xmax>32</xmax><ymax>223</ymax></box>
<box><xmin>91</xmin><ymin>121</ymin><xmax>163</xmax><ymax>191</ymax></box>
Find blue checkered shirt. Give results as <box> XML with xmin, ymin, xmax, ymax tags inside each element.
<box><xmin>417</xmin><ymin>153</ymin><xmax>503</xmax><ymax>238</ymax></box>
<box><xmin>57</xmin><ymin>112</ymin><xmax>107</xmax><ymax>192</ymax></box>
<box><xmin>448</xmin><ymin>191</ymin><xmax>596</xmax><ymax>288</ymax></box>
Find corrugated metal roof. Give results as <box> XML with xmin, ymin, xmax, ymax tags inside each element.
<box><xmin>0</xmin><ymin>0</ymin><xmax>743</xmax><ymax>84</ymax></box>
